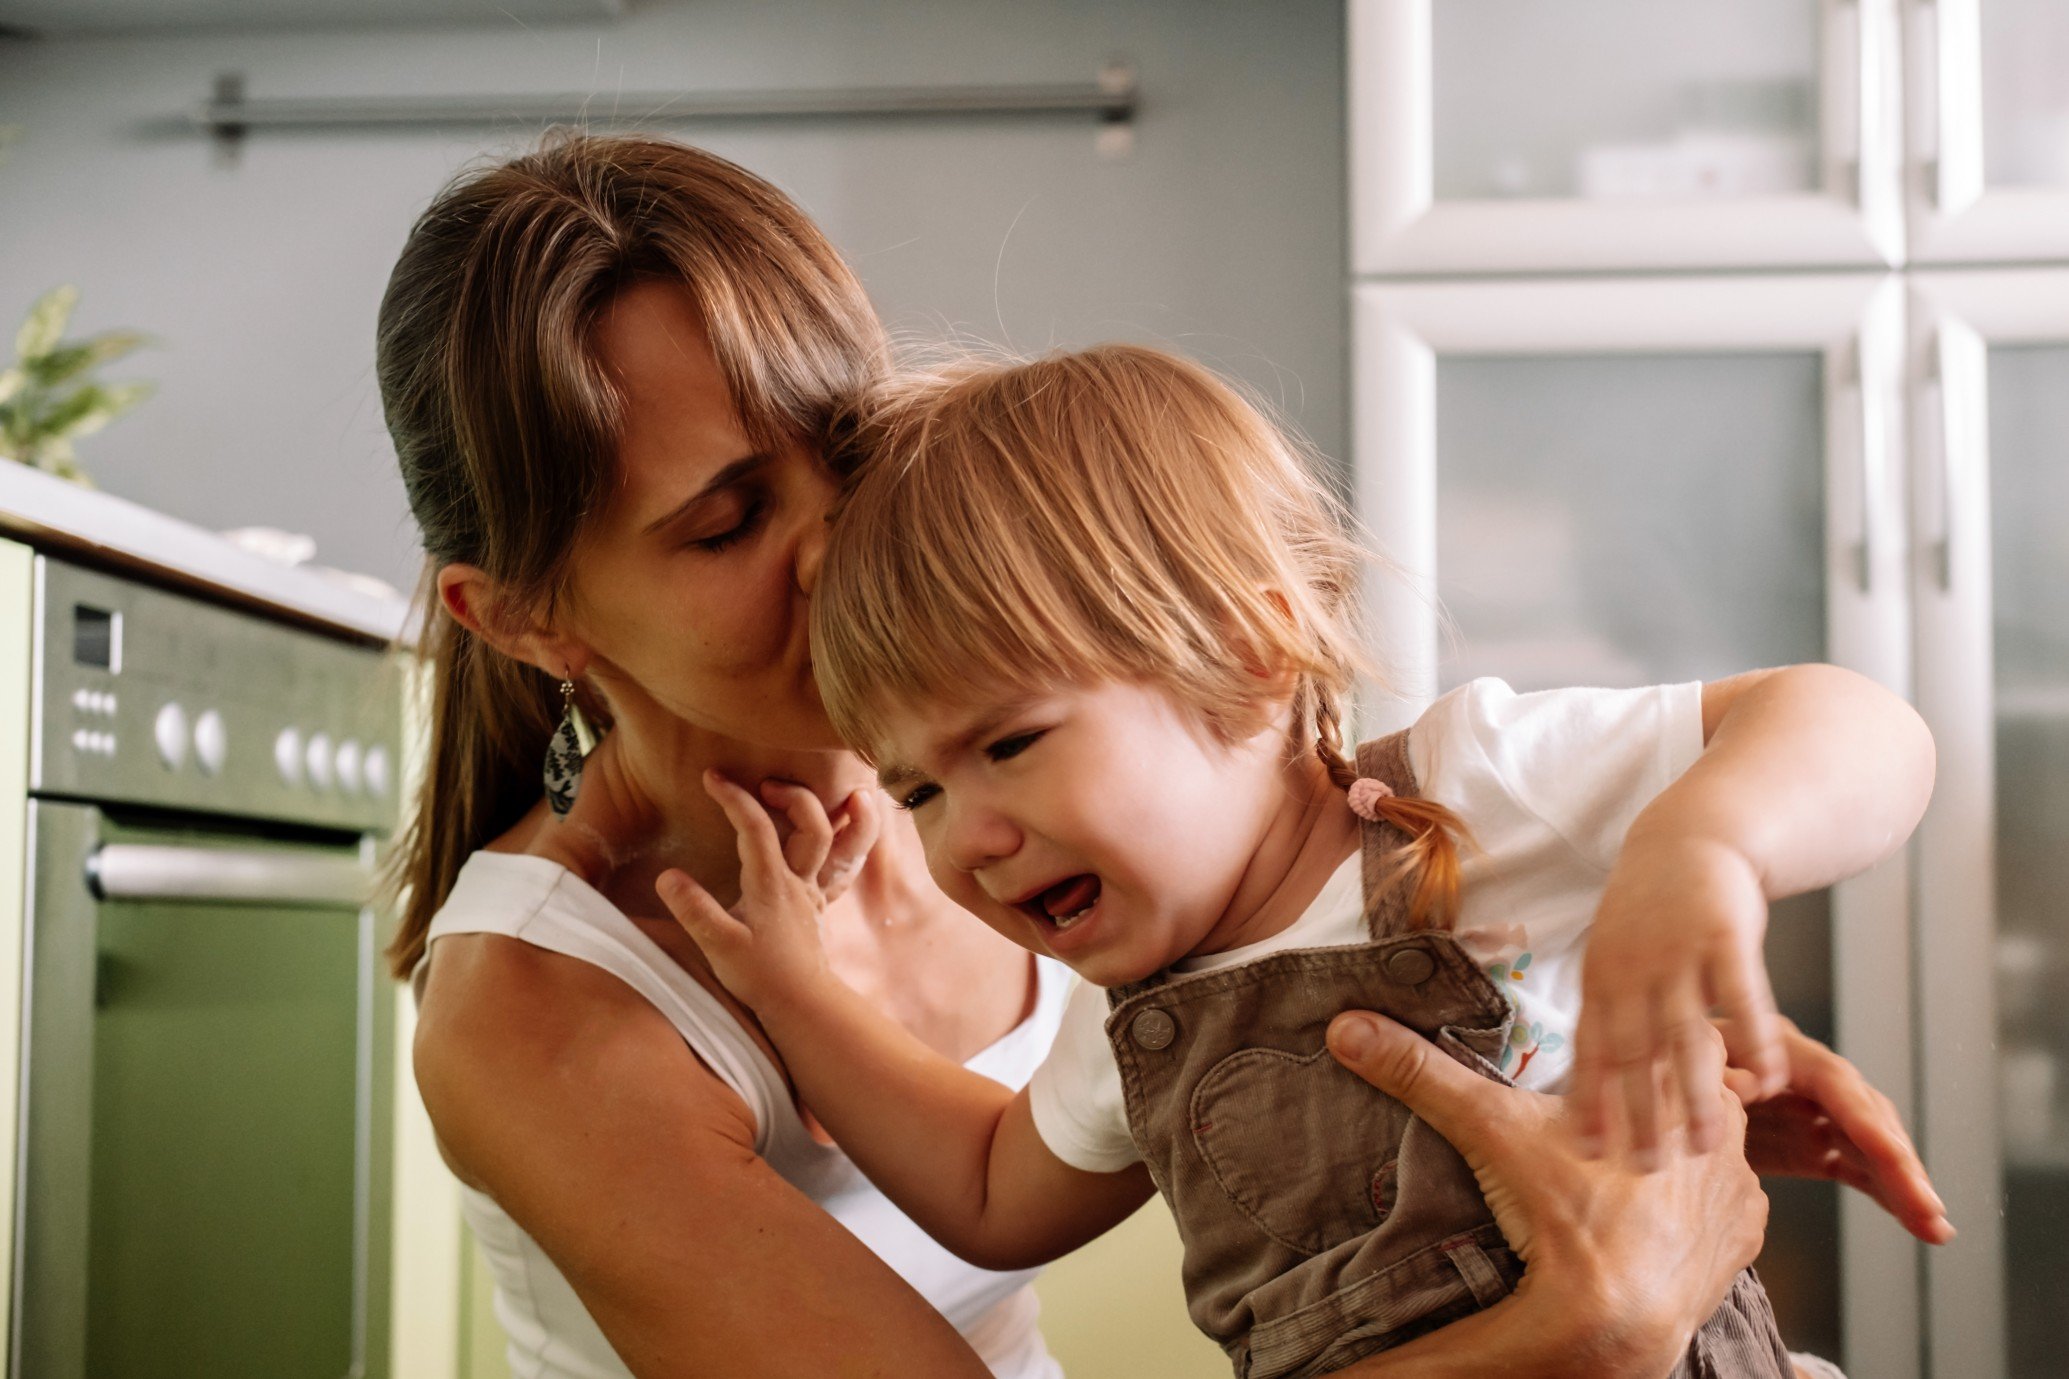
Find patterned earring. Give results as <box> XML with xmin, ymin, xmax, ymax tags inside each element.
<box><xmin>544</xmin><ymin>678</ymin><xmax>588</xmax><ymax>818</ymax></box>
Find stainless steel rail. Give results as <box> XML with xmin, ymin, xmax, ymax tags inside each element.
<box><xmin>192</xmin><ymin>65</ymin><xmax>1137</xmax><ymax>140</ymax></box>
<box><xmin>88</xmin><ymin>842</ymin><xmax>373</xmax><ymax>907</ymax></box>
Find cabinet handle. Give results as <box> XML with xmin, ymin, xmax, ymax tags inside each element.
<box><xmin>1921</xmin><ymin>372</ymin><xmax>1953</xmax><ymax>590</ymax></box>
<box><xmin>88</xmin><ymin>843</ymin><xmax>371</xmax><ymax>907</ymax></box>
<box><xmin>1828</xmin><ymin>0</ymin><xmax>1866</xmax><ymax>207</ymax></box>
<box><xmin>1923</xmin><ymin>0</ymin><xmax>1985</xmax><ymax>213</ymax></box>
<box><xmin>1833</xmin><ymin>369</ymin><xmax>1875</xmax><ymax>595</ymax></box>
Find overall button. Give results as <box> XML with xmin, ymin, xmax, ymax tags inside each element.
<box><xmin>1385</xmin><ymin>947</ymin><xmax>1436</xmax><ymax>985</ymax></box>
<box><xmin>1130</xmin><ymin>1008</ymin><xmax>1177</xmax><ymax>1051</ymax></box>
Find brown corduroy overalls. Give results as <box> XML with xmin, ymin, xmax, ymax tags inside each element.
<box><xmin>1102</xmin><ymin>732</ymin><xmax>1794</xmax><ymax>1378</ymax></box>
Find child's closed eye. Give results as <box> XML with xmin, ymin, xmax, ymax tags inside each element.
<box><xmin>985</xmin><ymin>730</ymin><xmax>1043</xmax><ymax>762</ymax></box>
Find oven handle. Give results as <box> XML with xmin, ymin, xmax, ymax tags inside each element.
<box><xmin>87</xmin><ymin>843</ymin><xmax>374</xmax><ymax>907</ymax></box>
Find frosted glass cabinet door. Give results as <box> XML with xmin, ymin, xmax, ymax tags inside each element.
<box><xmin>1906</xmin><ymin>0</ymin><xmax>2069</xmax><ymax>261</ymax></box>
<box><xmin>1349</xmin><ymin>0</ymin><xmax>1905</xmax><ymax>274</ymax></box>
<box><xmin>1910</xmin><ymin>272</ymin><xmax>2069</xmax><ymax>1379</ymax></box>
<box><xmin>1353</xmin><ymin>275</ymin><xmax>1919</xmax><ymax>1379</ymax></box>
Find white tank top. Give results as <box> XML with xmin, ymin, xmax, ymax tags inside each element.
<box><xmin>418</xmin><ymin>851</ymin><xmax>1070</xmax><ymax>1379</ymax></box>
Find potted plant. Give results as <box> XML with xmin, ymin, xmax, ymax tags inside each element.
<box><xmin>0</xmin><ymin>285</ymin><xmax>152</xmax><ymax>487</ymax></box>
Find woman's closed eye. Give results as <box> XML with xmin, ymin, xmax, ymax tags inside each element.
<box><xmin>685</xmin><ymin>492</ymin><xmax>768</xmax><ymax>553</ymax></box>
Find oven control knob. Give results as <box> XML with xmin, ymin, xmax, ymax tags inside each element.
<box><xmin>154</xmin><ymin>703</ymin><xmax>189</xmax><ymax>770</ymax></box>
<box><xmin>274</xmin><ymin>728</ymin><xmax>304</xmax><ymax>787</ymax></box>
<box><xmin>193</xmin><ymin>709</ymin><xmax>227</xmax><ymax>776</ymax></box>
<box><xmin>336</xmin><ymin>739</ymin><xmax>363</xmax><ymax>794</ymax></box>
<box><xmin>305</xmin><ymin>732</ymin><xmax>334</xmax><ymax>791</ymax></box>
<box><xmin>364</xmin><ymin>744</ymin><xmax>392</xmax><ymax>799</ymax></box>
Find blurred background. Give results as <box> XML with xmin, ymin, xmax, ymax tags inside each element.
<box><xmin>0</xmin><ymin>2</ymin><xmax>2064</xmax><ymax>1377</ymax></box>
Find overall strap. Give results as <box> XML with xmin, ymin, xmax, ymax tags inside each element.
<box><xmin>1354</xmin><ymin>730</ymin><xmax>1424</xmax><ymax>939</ymax></box>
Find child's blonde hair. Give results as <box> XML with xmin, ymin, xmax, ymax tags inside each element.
<box><xmin>814</xmin><ymin>344</ymin><xmax>1466</xmax><ymax>928</ymax></box>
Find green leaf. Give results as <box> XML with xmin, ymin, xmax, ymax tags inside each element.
<box><xmin>0</xmin><ymin>367</ymin><xmax>20</xmax><ymax>405</ymax></box>
<box><xmin>43</xmin><ymin>381</ymin><xmax>152</xmax><ymax>441</ymax></box>
<box><xmin>26</xmin><ymin>344</ymin><xmax>95</xmax><ymax>387</ymax></box>
<box><xmin>15</xmin><ymin>285</ymin><xmax>78</xmax><ymax>363</ymax></box>
<box><xmin>41</xmin><ymin>385</ymin><xmax>111</xmax><ymax>440</ymax></box>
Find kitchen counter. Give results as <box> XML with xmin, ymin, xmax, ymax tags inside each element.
<box><xmin>0</xmin><ymin>463</ymin><xmax>411</xmax><ymax>644</ymax></box>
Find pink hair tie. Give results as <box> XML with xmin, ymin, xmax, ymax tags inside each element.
<box><xmin>1346</xmin><ymin>777</ymin><xmax>1394</xmax><ymax>821</ymax></box>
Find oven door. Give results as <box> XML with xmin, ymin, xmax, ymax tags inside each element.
<box><xmin>15</xmin><ymin>801</ymin><xmax>392</xmax><ymax>1379</ymax></box>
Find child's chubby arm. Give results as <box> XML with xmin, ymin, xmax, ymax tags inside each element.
<box><xmin>1573</xmin><ymin>664</ymin><xmax>1935</xmax><ymax>1169</ymax></box>
<box><xmin>656</xmin><ymin>769</ymin><xmax>1155</xmax><ymax>1271</ymax></box>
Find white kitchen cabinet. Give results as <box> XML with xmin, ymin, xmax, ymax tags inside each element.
<box><xmin>1349</xmin><ymin>0</ymin><xmax>1906</xmax><ymax>273</ymax></box>
<box><xmin>1350</xmin><ymin>273</ymin><xmax>1920</xmax><ymax>1376</ymax></box>
<box><xmin>1905</xmin><ymin>0</ymin><xmax>2069</xmax><ymax>262</ymax></box>
<box><xmin>1906</xmin><ymin>270</ymin><xmax>2069</xmax><ymax>1379</ymax></box>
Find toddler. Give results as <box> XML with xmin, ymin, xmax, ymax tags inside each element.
<box><xmin>660</xmin><ymin>346</ymin><xmax>1831</xmax><ymax>1377</ymax></box>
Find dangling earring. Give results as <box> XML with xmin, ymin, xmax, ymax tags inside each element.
<box><xmin>544</xmin><ymin>677</ymin><xmax>590</xmax><ymax>818</ymax></box>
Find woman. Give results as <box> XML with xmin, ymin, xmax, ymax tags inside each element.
<box><xmin>382</xmin><ymin>134</ymin><xmax>1946</xmax><ymax>1378</ymax></box>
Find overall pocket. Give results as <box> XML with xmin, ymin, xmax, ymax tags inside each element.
<box><xmin>1188</xmin><ymin>1045</ymin><xmax>1412</xmax><ymax>1256</ymax></box>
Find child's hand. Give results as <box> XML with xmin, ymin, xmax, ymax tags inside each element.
<box><xmin>1572</xmin><ymin>836</ymin><xmax>1787</xmax><ymax>1169</ymax></box>
<box><xmin>655</xmin><ymin>770</ymin><xmax>879</xmax><ymax>1013</ymax></box>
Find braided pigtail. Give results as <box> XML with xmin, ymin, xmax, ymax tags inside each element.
<box><xmin>1314</xmin><ymin>678</ymin><xmax>1472</xmax><ymax>932</ymax></box>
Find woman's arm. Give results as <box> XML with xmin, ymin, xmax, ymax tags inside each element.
<box><xmin>1575</xmin><ymin>664</ymin><xmax>1935</xmax><ymax>1162</ymax></box>
<box><xmin>414</xmin><ymin>935</ymin><xmax>1001</xmax><ymax>1378</ymax></box>
<box><xmin>1322</xmin><ymin>1011</ymin><xmax>1766</xmax><ymax>1379</ymax></box>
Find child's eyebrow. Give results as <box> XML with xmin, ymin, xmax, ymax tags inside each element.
<box><xmin>872</xmin><ymin>701</ymin><xmax>1035</xmax><ymax>792</ymax></box>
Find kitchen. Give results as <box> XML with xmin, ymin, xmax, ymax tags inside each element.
<box><xmin>0</xmin><ymin>2</ymin><xmax>2063</xmax><ymax>1377</ymax></box>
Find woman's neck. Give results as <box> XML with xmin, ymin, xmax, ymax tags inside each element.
<box><xmin>508</xmin><ymin>702</ymin><xmax>874</xmax><ymax>906</ymax></box>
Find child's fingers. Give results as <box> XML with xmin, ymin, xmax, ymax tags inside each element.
<box><xmin>818</xmin><ymin>788</ymin><xmax>880</xmax><ymax>897</ymax></box>
<box><xmin>1612</xmin><ymin>989</ymin><xmax>1664</xmax><ymax>1171</ymax></box>
<box><xmin>1569</xmin><ymin>1001</ymin><xmax>1615</xmax><ymax>1158</ymax></box>
<box><xmin>655</xmin><ymin>867</ymin><xmax>747</xmax><ymax>948</ymax></box>
<box><xmin>757</xmin><ymin>779</ymin><xmax>836</xmax><ymax>881</ymax></box>
<box><xmin>1708</xmin><ymin>945</ymin><xmax>1787</xmax><ymax>1096</ymax></box>
<box><xmin>1662</xmin><ymin>976</ymin><xmax>1725</xmax><ymax>1153</ymax></box>
<box><xmin>701</xmin><ymin>770</ymin><xmax>789</xmax><ymax>888</ymax></box>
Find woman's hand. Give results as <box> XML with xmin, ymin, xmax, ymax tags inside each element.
<box><xmin>1727</xmin><ymin>1016</ymin><xmax>1955</xmax><ymax>1245</ymax></box>
<box><xmin>1325</xmin><ymin>1010</ymin><xmax>1765</xmax><ymax>1377</ymax></box>
<box><xmin>656</xmin><ymin>771</ymin><xmax>877</xmax><ymax>1011</ymax></box>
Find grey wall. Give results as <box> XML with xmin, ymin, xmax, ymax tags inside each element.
<box><xmin>0</xmin><ymin>0</ymin><xmax>1346</xmax><ymax>593</ymax></box>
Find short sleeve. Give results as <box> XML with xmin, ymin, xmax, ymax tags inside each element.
<box><xmin>1411</xmin><ymin>678</ymin><xmax>1705</xmax><ymax>875</ymax></box>
<box><xmin>1026</xmin><ymin>974</ymin><xmax>1141</xmax><ymax>1173</ymax></box>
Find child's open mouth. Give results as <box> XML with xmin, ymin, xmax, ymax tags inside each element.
<box><xmin>1026</xmin><ymin>874</ymin><xmax>1102</xmax><ymax>932</ymax></box>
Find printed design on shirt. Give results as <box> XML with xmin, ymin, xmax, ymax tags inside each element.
<box><xmin>1482</xmin><ymin>949</ymin><xmax>1567</xmax><ymax>1079</ymax></box>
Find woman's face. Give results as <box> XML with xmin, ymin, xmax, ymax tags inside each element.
<box><xmin>559</xmin><ymin>280</ymin><xmax>844</xmax><ymax>752</ymax></box>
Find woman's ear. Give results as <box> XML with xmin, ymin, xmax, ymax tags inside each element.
<box><xmin>436</xmin><ymin>563</ymin><xmax>591</xmax><ymax>681</ymax></box>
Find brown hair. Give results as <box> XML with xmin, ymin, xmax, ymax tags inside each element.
<box><xmin>377</xmin><ymin>132</ymin><xmax>887</xmax><ymax>978</ymax></box>
<box><xmin>813</xmin><ymin>346</ymin><xmax>1468</xmax><ymax>930</ymax></box>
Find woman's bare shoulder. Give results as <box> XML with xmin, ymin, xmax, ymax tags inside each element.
<box><xmin>412</xmin><ymin>932</ymin><xmax>758</xmax><ymax>1190</ymax></box>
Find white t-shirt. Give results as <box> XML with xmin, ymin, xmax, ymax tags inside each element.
<box><xmin>1027</xmin><ymin>677</ymin><xmax>1706</xmax><ymax>1173</ymax></box>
